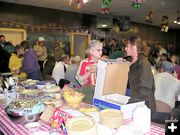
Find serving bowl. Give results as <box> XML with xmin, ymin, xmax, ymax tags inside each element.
<box><xmin>5</xmin><ymin>100</ymin><xmax>46</xmax><ymax>124</ymax></box>
<box><xmin>6</xmin><ymin>111</ymin><xmax>42</xmax><ymax>124</ymax></box>
<box><xmin>63</xmin><ymin>90</ymin><xmax>84</xmax><ymax>107</ymax></box>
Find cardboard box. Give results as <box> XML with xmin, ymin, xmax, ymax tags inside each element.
<box><xmin>94</xmin><ymin>60</ymin><xmax>145</xmax><ymax>119</ymax></box>
<box><xmin>40</xmin><ymin>106</ymin><xmax>72</xmax><ymax>122</ymax></box>
<box><xmin>94</xmin><ymin>60</ymin><xmax>130</xmax><ymax>97</ymax></box>
<box><xmin>93</xmin><ymin>94</ymin><xmax>145</xmax><ymax>119</ymax></box>
<box><xmin>40</xmin><ymin>106</ymin><xmax>55</xmax><ymax>122</ymax></box>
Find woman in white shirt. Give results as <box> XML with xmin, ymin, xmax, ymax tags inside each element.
<box><xmin>51</xmin><ymin>55</ymin><xmax>71</xmax><ymax>84</ymax></box>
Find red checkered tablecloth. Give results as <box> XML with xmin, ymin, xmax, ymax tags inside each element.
<box><xmin>0</xmin><ymin>105</ymin><xmax>165</xmax><ymax>135</ymax></box>
<box><xmin>124</xmin><ymin>119</ymin><xmax>165</xmax><ymax>135</ymax></box>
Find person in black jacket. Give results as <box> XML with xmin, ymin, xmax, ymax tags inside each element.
<box><xmin>125</xmin><ymin>36</ymin><xmax>156</xmax><ymax>120</ymax></box>
<box><xmin>0</xmin><ymin>45</ymin><xmax>10</xmax><ymax>73</ymax></box>
<box><xmin>42</xmin><ymin>56</ymin><xmax>56</xmax><ymax>80</ymax></box>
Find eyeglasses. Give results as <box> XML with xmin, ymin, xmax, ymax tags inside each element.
<box><xmin>94</xmin><ymin>49</ymin><xmax>102</xmax><ymax>52</ymax></box>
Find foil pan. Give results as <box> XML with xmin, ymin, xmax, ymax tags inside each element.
<box><xmin>5</xmin><ymin>110</ymin><xmax>42</xmax><ymax>124</ymax></box>
<box><xmin>5</xmin><ymin>101</ymin><xmax>45</xmax><ymax>124</ymax></box>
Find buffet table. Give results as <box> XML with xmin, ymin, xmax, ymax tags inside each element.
<box><xmin>0</xmin><ymin>78</ymin><xmax>165</xmax><ymax>135</ymax></box>
<box><xmin>0</xmin><ymin>104</ymin><xmax>165</xmax><ymax>135</ymax></box>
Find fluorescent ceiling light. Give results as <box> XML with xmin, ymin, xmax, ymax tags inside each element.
<box><xmin>101</xmin><ymin>24</ymin><xmax>107</xmax><ymax>27</ymax></box>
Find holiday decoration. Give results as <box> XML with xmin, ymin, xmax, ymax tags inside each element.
<box><xmin>68</xmin><ymin>0</ymin><xmax>88</xmax><ymax>10</ymax></box>
<box><xmin>68</xmin><ymin>0</ymin><xmax>73</xmax><ymax>6</ymax></box>
<box><xmin>161</xmin><ymin>15</ymin><xmax>169</xmax><ymax>25</ymax></box>
<box><xmin>161</xmin><ymin>15</ymin><xmax>169</xmax><ymax>32</ymax></box>
<box><xmin>101</xmin><ymin>0</ymin><xmax>112</xmax><ymax>14</ymax></box>
<box><xmin>145</xmin><ymin>10</ymin><xmax>153</xmax><ymax>24</ymax></box>
<box><xmin>174</xmin><ymin>10</ymin><xmax>180</xmax><ymax>24</ymax></box>
<box><xmin>131</xmin><ymin>0</ymin><xmax>145</xmax><ymax>9</ymax></box>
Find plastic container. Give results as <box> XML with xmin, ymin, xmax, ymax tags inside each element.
<box><xmin>133</xmin><ymin>104</ymin><xmax>151</xmax><ymax>133</ymax></box>
<box><xmin>100</xmin><ymin>109</ymin><xmax>124</xmax><ymax>129</ymax></box>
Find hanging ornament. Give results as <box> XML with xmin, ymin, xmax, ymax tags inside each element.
<box><xmin>76</xmin><ymin>0</ymin><xmax>84</xmax><ymax>10</ymax></box>
<box><xmin>67</xmin><ymin>0</ymin><xmax>86</xmax><ymax>10</ymax></box>
<box><xmin>145</xmin><ymin>10</ymin><xmax>153</xmax><ymax>24</ymax></box>
<box><xmin>68</xmin><ymin>0</ymin><xmax>73</xmax><ymax>6</ymax></box>
<box><xmin>161</xmin><ymin>15</ymin><xmax>169</xmax><ymax>32</ymax></box>
<box><xmin>77</xmin><ymin>2</ymin><xmax>81</xmax><ymax>9</ymax></box>
<box><xmin>161</xmin><ymin>15</ymin><xmax>169</xmax><ymax>25</ymax></box>
<box><xmin>101</xmin><ymin>0</ymin><xmax>112</xmax><ymax>14</ymax></box>
<box><xmin>131</xmin><ymin>0</ymin><xmax>145</xmax><ymax>9</ymax></box>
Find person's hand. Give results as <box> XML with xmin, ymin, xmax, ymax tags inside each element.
<box><xmin>15</xmin><ymin>69</ymin><xmax>20</xmax><ymax>75</ymax></box>
<box><xmin>77</xmin><ymin>74</ymin><xmax>89</xmax><ymax>86</ymax></box>
<box><xmin>88</xmin><ymin>64</ymin><xmax>97</xmax><ymax>73</ymax></box>
<box><xmin>116</xmin><ymin>57</ymin><xmax>125</xmax><ymax>62</ymax></box>
<box><xmin>11</xmin><ymin>69</ymin><xmax>18</xmax><ymax>74</ymax></box>
<box><xmin>173</xmin><ymin>71</ymin><xmax>178</xmax><ymax>78</ymax></box>
<box><xmin>101</xmin><ymin>56</ymin><xmax>108</xmax><ymax>60</ymax></box>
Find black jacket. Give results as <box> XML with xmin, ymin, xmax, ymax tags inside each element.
<box><xmin>0</xmin><ymin>45</ymin><xmax>10</xmax><ymax>72</ymax></box>
<box><xmin>128</xmin><ymin>54</ymin><xmax>156</xmax><ymax>119</ymax></box>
